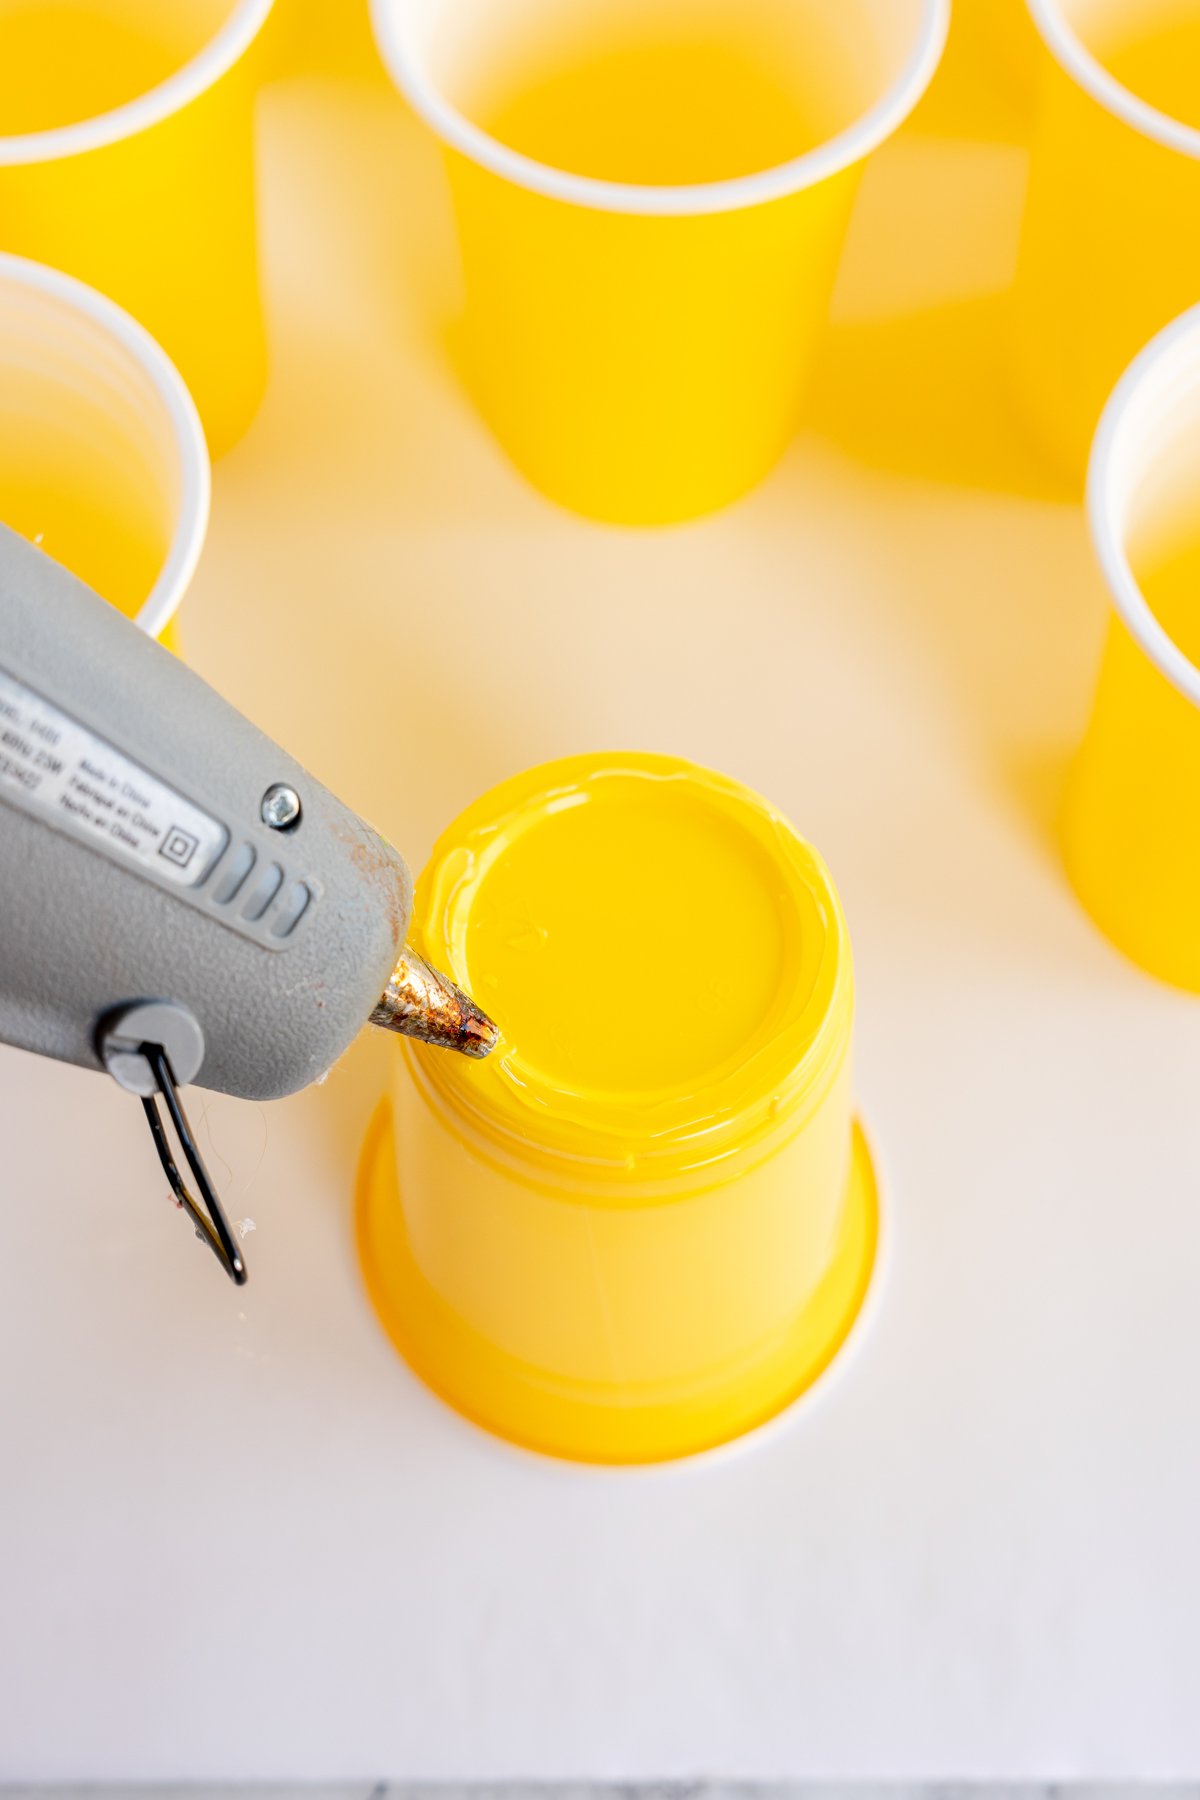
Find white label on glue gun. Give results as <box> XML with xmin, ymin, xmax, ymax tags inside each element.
<box><xmin>0</xmin><ymin>665</ymin><xmax>227</xmax><ymax>886</ymax></box>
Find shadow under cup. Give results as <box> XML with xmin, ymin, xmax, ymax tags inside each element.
<box><xmin>0</xmin><ymin>254</ymin><xmax>209</xmax><ymax>644</ymax></box>
<box><xmin>372</xmin><ymin>0</ymin><xmax>948</xmax><ymax>524</ymax></box>
<box><xmin>1065</xmin><ymin>303</ymin><xmax>1200</xmax><ymax>989</ymax></box>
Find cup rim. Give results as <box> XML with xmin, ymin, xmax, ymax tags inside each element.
<box><xmin>358</xmin><ymin>1097</ymin><xmax>889</xmax><ymax>1478</ymax></box>
<box><xmin>1026</xmin><ymin>0</ymin><xmax>1200</xmax><ymax>160</ymax></box>
<box><xmin>0</xmin><ymin>0</ymin><xmax>275</xmax><ymax>167</ymax></box>
<box><xmin>1088</xmin><ymin>300</ymin><xmax>1200</xmax><ymax>710</ymax></box>
<box><xmin>369</xmin><ymin>0</ymin><xmax>949</xmax><ymax>216</ymax></box>
<box><xmin>0</xmin><ymin>252</ymin><xmax>211</xmax><ymax>639</ymax></box>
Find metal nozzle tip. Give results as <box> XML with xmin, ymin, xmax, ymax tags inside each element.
<box><xmin>456</xmin><ymin>1008</ymin><xmax>501</xmax><ymax>1058</ymax></box>
<box><xmin>370</xmin><ymin>947</ymin><xmax>499</xmax><ymax>1059</ymax></box>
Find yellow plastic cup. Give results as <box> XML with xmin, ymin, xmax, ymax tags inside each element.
<box><xmin>0</xmin><ymin>252</ymin><xmax>209</xmax><ymax>645</ymax></box>
<box><xmin>264</xmin><ymin>0</ymin><xmax>382</xmax><ymax>80</ymax></box>
<box><xmin>919</xmin><ymin>0</ymin><xmax>1036</xmax><ymax>136</ymax></box>
<box><xmin>0</xmin><ymin>0</ymin><xmax>275</xmax><ymax>457</ymax></box>
<box><xmin>1013</xmin><ymin>0</ymin><xmax>1200</xmax><ymax>483</ymax></box>
<box><xmin>357</xmin><ymin>752</ymin><xmax>880</xmax><ymax>1465</ymax></box>
<box><xmin>967</xmin><ymin>0</ymin><xmax>1039</xmax><ymax>94</ymax></box>
<box><xmin>1064</xmin><ymin>304</ymin><xmax>1200</xmax><ymax>988</ymax></box>
<box><xmin>370</xmin><ymin>0</ymin><xmax>948</xmax><ymax>524</ymax></box>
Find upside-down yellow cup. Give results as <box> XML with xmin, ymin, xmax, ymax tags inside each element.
<box><xmin>370</xmin><ymin>0</ymin><xmax>948</xmax><ymax>524</ymax></box>
<box><xmin>1013</xmin><ymin>0</ymin><xmax>1200</xmax><ymax>482</ymax></box>
<box><xmin>1065</xmin><ymin>305</ymin><xmax>1200</xmax><ymax>988</ymax></box>
<box><xmin>0</xmin><ymin>253</ymin><xmax>209</xmax><ymax>647</ymax></box>
<box><xmin>0</xmin><ymin>0</ymin><xmax>275</xmax><ymax>456</ymax></box>
<box><xmin>357</xmin><ymin>753</ymin><xmax>880</xmax><ymax>1465</ymax></box>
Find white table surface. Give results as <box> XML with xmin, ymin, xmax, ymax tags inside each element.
<box><xmin>4</xmin><ymin>70</ymin><xmax>1200</xmax><ymax>1782</ymax></box>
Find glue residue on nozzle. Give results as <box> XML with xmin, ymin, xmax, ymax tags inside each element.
<box><xmin>369</xmin><ymin>946</ymin><xmax>500</xmax><ymax>1059</ymax></box>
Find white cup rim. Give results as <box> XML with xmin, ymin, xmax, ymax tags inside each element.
<box><xmin>1088</xmin><ymin>301</ymin><xmax>1200</xmax><ymax>710</ymax></box>
<box><xmin>0</xmin><ymin>252</ymin><xmax>211</xmax><ymax>640</ymax></box>
<box><xmin>1026</xmin><ymin>0</ymin><xmax>1200</xmax><ymax>160</ymax></box>
<box><xmin>0</xmin><ymin>0</ymin><xmax>275</xmax><ymax>167</ymax></box>
<box><xmin>370</xmin><ymin>0</ymin><xmax>949</xmax><ymax>216</ymax></box>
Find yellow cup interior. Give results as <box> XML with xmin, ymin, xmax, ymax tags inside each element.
<box><xmin>0</xmin><ymin>259</ymin><xmax>206</xmax><ymax>636</ymax></box>
<box><xmin>0</xmin><ymin>0</ymin><xmax>246</xmax><ymax>136</ymax></box>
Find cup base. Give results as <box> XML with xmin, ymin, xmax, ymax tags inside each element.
<box><xmin>483</xmin><ymin>423</ymin><xmax>797</xmax><ymax>527</ymax></box>
<box><xmin>1062</xmin><ymin>841</ymin><xmax>1200</xmax><ymax>994</ymax></box>
<box><xmin>355</xmin><ymin>1099</ymin><xmax>880</xmax><ymax>1465</ymax></box>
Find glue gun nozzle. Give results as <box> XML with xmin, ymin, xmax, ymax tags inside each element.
<box><xmin>369</xmin><ymin>947</ymin><xmax>499</xmax><ymax>1059</ymax></box>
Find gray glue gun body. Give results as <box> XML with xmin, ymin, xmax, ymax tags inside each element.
<box><xmin>0</xmin><ymin>525</ymin><xmax>412</xmax><ymax>1103</ymax></box>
